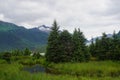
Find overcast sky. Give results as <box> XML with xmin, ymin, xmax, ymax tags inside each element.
<box><xmin>0</xmin><ymin>0</ymin><xmax>120</xmax><ymax>39</ymax></box>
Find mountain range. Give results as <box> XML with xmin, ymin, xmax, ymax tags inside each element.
<box><xmin>0</xmin><ymin>21</ymin><xmax>50</xmax><ymax>51</ymax></box>
<box><xmin>0</xmin><ymin>20</ymin><xmax>120</xmax><ymax>51</ymax></box>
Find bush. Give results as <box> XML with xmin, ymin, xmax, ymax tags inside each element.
<box><xmin>0</xmin><ymin>59</ymin><xmax>7</xmax><ymax>64</ymax></box>
<box><xmin>19</xmin><ymin>59</ymin><xmax>35</xmax><ymax>66</ymax></box>
<box><xmin>1</xmin><ymin>52</ymin><xmax>11</xmax><ymax>63</ymax></box>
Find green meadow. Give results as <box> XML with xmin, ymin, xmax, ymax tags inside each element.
<box><xmin>48</xmin><ymin>61</ymin><xmax>120</xmax><ymax>77</ymax></box>
<box><xmin>0</xmin><ymin>59</ymin><xmax>120</xmax><ymax>80</ymax></box>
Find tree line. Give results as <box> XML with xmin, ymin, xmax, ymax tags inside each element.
<box><xmin>46</xmin><ymin>21</ymin><xmax>120</xmax><ymax>63</ymax></box>
<box><xmin>0</xmin><ymin>48</ymin><xmax>43</xmax><ymax>63</ymax></box>
<box><xmin>89</xmin><ymin>32</ymin><xmax>120</xmax><ymax>61</ymax></box>
<box><xmin>46</xmin><ymin>21</ymin><xmax>90</xmax><ymax>63</ymax></box>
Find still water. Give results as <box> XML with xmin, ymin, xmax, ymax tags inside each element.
<box><xmin>23</xmin><ymin>64</ymin><xmax>45</xmax><ymax>73</ymax></box>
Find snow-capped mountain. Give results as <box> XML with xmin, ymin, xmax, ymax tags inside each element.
<box><xmin>37</xmin><ymin>25</ymin><xmax>51</xmax><ymax>33</ymax></box>
<box><xmin>86</xmin><ymin>34</ymin><xmax>113</xmax><ymax>45</ymax></box>
<box><xmin>0</xmin><ymin>21</ymin><xmax>49</xmax><ymax>51</ymax></box>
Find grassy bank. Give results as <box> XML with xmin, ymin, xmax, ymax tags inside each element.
<box><xmin>48</xmin><ymin>61</ymin><xmax>120</xmax><ymax>77</ymax></box>
<box><xmin>0</xmin><ymin>59</ymin><xmax>120</xmax><ymax>80</ymax></box>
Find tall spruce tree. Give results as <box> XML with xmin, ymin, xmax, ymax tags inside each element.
<box><xmin>111</xmin><ymin>31</ymin><xmax>120</xmax><ymax>60</ymax></box>
<box><xmin>46</xmin><ymin>20</ymin><xmax>60</xmax><ymax>63</ymax></box>
<box><xmin>95</xmin><ymin>33</ymin><xmax>107</xmax><ymax>60</ymax></box>
<box><xmin>89</xmin><ymin>38</ymin><xmax>96</xmax><ymax>57</ymax></box>
<box><xmin>77</xmin><ymin>29</ymin><xmax>90</xmax><ymax>61</ymax></box>
<box><xmin>72</xmin><ymin>28</ymin><xmax>90</xmax><ymax>62</ymax></box>
<box><xmin>93</xmin><ymin>33</ymin><xmax>112</xmax><ymax>60</ymax></box>
<box><xmin>59</xmin><ymin>30</ymin><xmax>73</xmax><ymax>62</ymax></box>
<box><xmin>94</xmin><ymin>38</ymin><xmax>101</xmax><ymax>59</ymax></box>
<box><xmin>72</xmin><ymin>28</ymin><xmax>81</xmax><ymax>62</ymax></box>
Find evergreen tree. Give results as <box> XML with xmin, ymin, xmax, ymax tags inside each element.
<box><xmin>87</xmin><ymin>31</ymin><xmax>120</xmax><ymax>61</ymax></box>
<box><xmin>72</xmin><ymin>28</ymin><xmax>81</xmax><ymax>62</ymax></box>
<box><xmin>23</xmin><ymin>48</ymin><xmax>31</xmax><ymax>56</ymax></box>
<box><xmin>77</xmin><ymin>29</ymin><xmax>90</xmax><ymax>62</ymax></box>
<box><xmin>72</xmin><ymin>28</ymin><xmax>90</xmax><ymax>62</ymax></box>
<box><xmin>94</xmin><ymin>38</ymin><xmax>101</xmax><ymax>59</ymax></box>
<box><xmin>46</xmin><ymin>20</ymin><xmax>60</xmax><ymax>63</ymax></box>
<box><xmin>111</xmin><ymin>31</ymin><xmax>120</xmax><ymax>60</ymax></box>
<box><xmin>93</xmin><ymin>33</ymin><xmax>112</xmax><ymax>60</ymax></box>
<box><xmin>95</xmin><ymin>33</ymin><xmax>108</xmax><ymax>60</ymax></box>
<box><xmin>59</xmin><ymin>30</ymin><xmax>73</xmax><ymax>62</ymax></box>
<box><xmin>89</xmin><ymin>38</ymin><xmax>96</xmax><ymax>57</ymax></box>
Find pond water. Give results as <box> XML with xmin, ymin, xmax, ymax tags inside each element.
<box><xmin>23</xmin><ymin>64</ymin><xmax>46</xmax><ymax>73</ymax></box>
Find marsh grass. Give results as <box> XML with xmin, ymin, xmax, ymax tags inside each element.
<box><xmin>49</xmin><ymin>61</ymin><xmax>120</xmax><ymax>77</ymax></box>
<box><xmin>0</xmin><ymin>60</ymin><xmax>120</xmax><ymax>80</ymax></box>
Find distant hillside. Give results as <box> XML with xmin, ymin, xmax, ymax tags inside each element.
<box><xmin>0</xmin><ymin>21</ymin><xmax>49</xmax><ymax>51</ymax></box>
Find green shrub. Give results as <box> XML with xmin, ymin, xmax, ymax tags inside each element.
<box><xmin>0</xmin><ymin>59</ymin><xmax>7</xmax><ymax>64</ymax></box>
<box><xmin>19</xmin><ymin>59</ymin><xmax>35</xmax><ymax>66</ymax></box>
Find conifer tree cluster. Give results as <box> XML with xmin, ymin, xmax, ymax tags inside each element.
<box><xmin>89</xmin><ymin>32</ymin><xmax>120</xmax><ymax>61</ymax></box>
<box><xmin>46</xmin><ymin>21</ymin><xmax>90</xmax><ymax>63</ymax></box>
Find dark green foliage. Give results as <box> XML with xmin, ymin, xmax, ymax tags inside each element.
<box><xmin>72</xmin><ymin>28</ymin><xmax>90</xmax><ymax>62</ymax></box>
<box><xmin>72</xmin><ymin>29</ymin><xmax>83</xmax><ymax>62</ymax></box>
<box><xmin>97</xmin><ymin>33</ymin><xmax>111</xmax><ymax>60</ymax></box>
<box><xmin>11</xmin><ymin>49</ymin><xmax>23</xmax><ymax>56</ymax></box>
<box><xmin>110</xmin><ymin>32</ymin><xmax>120</xmax><ymax>61</ymax></box>
<box><xmin>90</xmin><ymin>34</ymin><xmax>110</xmax><ymax>60</ymax></box>
<box><xmin>90</xmin><ymin>32</ymin><xmax>120</xmax><ymax>61</ymax></box>
<box><xmin>58</xmin><ymin>30</ymin><xmax>73</xmax><ymax>62</ymax></box>
<box><xmin>84</xmin><ymin>46</ymin><xmax>91</xmax><ymax>62</ymax></box>
<box><xmin>89</xmin><ymin>38</ymin><xmax>96</xmax><ymax>57</ymax></box>
<box><xmin>33</xmin><ymin>52</ymin><xmax>42</xmax><ymax>59</ymax></box>
<box><xmin>23</xmin><ymin>48</ymin><xmax>31</xmax><ymax>56</ymax></box>
<box><xmin>46</xmin><ymin>20</ymin><xmax>60</xmax><ymax>63</ymax></box>
<box><xmin>1</xmin><ymin>52</ymin><xmax>11</xmax><ymax>63</ymax></box>
<box><xmin>46</xmin><ymin>22</ymin><xmax>90</xmax><ymax>63</ymax></box>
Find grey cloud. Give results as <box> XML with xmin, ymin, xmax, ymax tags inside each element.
<box><xmin>107</xmin><ymin>0</ymin><xmax>120</xmax><ymax>15</ymax></box>
<box><xmin>0</xmin><ymin>0</ymin><xmax>120</xmax><ymax>39</ymax></box>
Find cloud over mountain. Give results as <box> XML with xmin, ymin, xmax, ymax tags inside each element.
<box><xmin>0</xmin><ymin>0</ymin><xmax>120</xmax><ymax>39</ymax></box>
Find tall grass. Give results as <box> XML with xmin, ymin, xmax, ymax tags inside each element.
<box><xmin>0</xmin><ymin>60</ymin><xmax>120</xmax><ymax>80</ymax></box>
<box><xmin>0</xmin><ymin>63</ymin><xmax>119</xmax><ymax>80</ymax></box>
<box><xmin>49</xmin><ymin>61</ymin><xmax>120</xmax><ymax>77</ymax></box>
